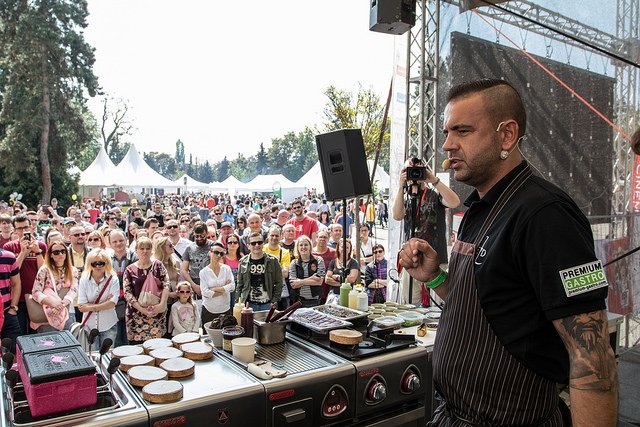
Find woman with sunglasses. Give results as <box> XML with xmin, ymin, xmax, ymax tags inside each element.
<box><xmin>87</xmin><ymin>231</ymin><xmax>107</xmax><ymax>251</ymax></box>
<box><xmin>153</xmin><ymin>237</ymin><xmax>181</xmax><ymax>335</ymax></box>
<box><xmin>222</xmin><ymin>204</ymin><xmax>235</xmax><ymax>223</ymax></box>
<box><xmin>223</xmin><ymin>233</ymin><xmax>243</xmax><ymax>311</ymax></box>
<box><xmin>364</xmin><ymin>244</ymin><xmax>388</xmax><ymax>304</ymax></box>
<box><xmin>77</xmin><ymin>249</ymin><xmax>120</xmax><ymax>350</ymax></box>
<box><xmin>199</xmin><ymin>242</ymin><xmax>235</xmax><ymax>328</ymax></box>
<box><xmin>234</xmin><ymin>215</ymin><xmax>247</xmax><ymax>236</ymax></box>
<box><xmin>30</xmin><ymin>242</ymin><xmax>78</xmax><ymax>332</ymax></box>
<box><xmin>123</xmin><ymin>237</ymin><xmax>170</xmax><ymax>344</ymax></box>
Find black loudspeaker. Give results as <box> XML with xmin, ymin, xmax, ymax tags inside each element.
<box><xmin>316</xmin><ymin>129</ymin><xmax>373</xmax><ymax>201</ymax></box>
<box><xmin>369</xmin><ymin>0</ymin><xmax>416</xmax><ymax>35</ymax></box>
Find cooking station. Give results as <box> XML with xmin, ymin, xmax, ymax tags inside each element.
<box><xmin>1</xmin><ymin>308</ymin><xmax>434</xmax><ymax>427</ymax></box>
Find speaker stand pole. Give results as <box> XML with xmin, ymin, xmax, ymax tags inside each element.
<box><xmin>341</xmin><ymin>198</ymin><xmax>348</xmax><ymax>282</ymax></box>
<box><xmin>407</xmin><ymin>188</ymin><xmax>419</xmax><ymax>305</ymax></box>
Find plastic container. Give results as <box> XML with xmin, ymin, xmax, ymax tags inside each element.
<box><xmin>222</xmin><ymin>326</ymin><xmax>244</xmax><ymax>352</ymax></box>
<box><xmin>233</xmin><ymin>302</ymin><xmax>244</xmax><ymax>325</ymax></box>
<box><xmin>348</xmin><ymin>288</ymin><xmax>359</xmax><ymax>310</ymax></box>
<box><xmin>16</xmin><ymin>331</ymin><xmax>79</xmax><ymax>382</ymax></box>
<box><xmin>356</xmin><ymin>290</ymin><xmax>368</xmax><ymax>312</ymax></box>
<box><xmin>241</xmin><ymin>305</ymin><xmax>254</xmax><ymax>338</ymax></box>
<box><xmin>339</xmin><ymin>283</ymin><xmax>351</xmax><ymax>307</ymax></box>
<box><xmin>22</xmin><ymin>346</ymin><xmax>96</xmax><ymax>417</ymax></box>
<box><xmin>204</xmin><ymin>321</ymin><xmax>223</xmax><ymax>348</ymax></box>
<box><xmin>397</xmin><ymin>311</ymin><xmax>424</xmax><ymax>327</ymax></box>
<box><xmin>372</xmin><ymin>316</ymin><xmax>404</xmax><ymax>330</ymax></box>
<box><xmin>232</xmin><ymin>337</ymin><xmax>256</xmax><ymax>363</ymax></box>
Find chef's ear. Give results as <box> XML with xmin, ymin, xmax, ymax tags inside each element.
<box><xmin>496</xmin><ymin>120</ymin><xmax>519</xmax><ymax>151</ymax></box>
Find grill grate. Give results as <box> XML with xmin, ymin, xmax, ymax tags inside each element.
<box><xmin>255</xmin><ymin>342</ymin><xmax>334</xmax><ymax>375</ymax></box>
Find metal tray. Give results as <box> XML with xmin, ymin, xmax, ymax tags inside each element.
<box><xmin>290</xmin><ymin>308</ymin><xmax>352</xmax><ymax>332</ymax></box>
<box><xmin>312</xmin><ymin>305</ymin><xmax>369</xmax><ymax>322</ymax></box>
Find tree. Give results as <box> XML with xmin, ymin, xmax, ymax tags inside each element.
<box><xmin>256</xmin><ymin>142</ymin><xmax>268</xmax><ymax>174</ymax></box>
<box><xmin>321</xmin><ymin>84</ymin><xmax>389</xmax><ymax>172</ymax></box>
<box><xmin>266</xmin><ymin>128</ymin><xmax>318</xmax><ymax>181</ymax></box>
<box><xmin>0</xmin><ymin>0</ymin><xmax>99</xmax><ymax>205</ymax></box>
<box><xmin>200</xmin><ymin>160</ymin><xmax>214</xmax><ymax>183</ymax></box>
<box><xmin>100</xmin><ymin>96</ymin><xmax>134</xmax><ymax>163</ymax></box>
<box><xmin>229</xmin><ymin>153</ymin><xmax>250</xmax><ymax>182</ymax></box>
<box><xmin>216</xmin><ymin>156</ymin><xmax>230</xmax><ymax>182</ymax></box>
<box><xmin>143</xmin><ymin>152</ymin><xmax>177</xmax><ymax>179</ymax></box>
<box><xmin>175</xmin><ymin>139</ymin><xmax>185</xmax><ymax>169</ymax></box>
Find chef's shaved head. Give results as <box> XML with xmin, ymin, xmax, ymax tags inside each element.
<box><xmin>447</xmin><ymin>79</ymin><xmax>526</xmax><ymax>139</ymax></box>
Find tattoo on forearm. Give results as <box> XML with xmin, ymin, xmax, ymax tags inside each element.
<box><xmin>555</xmin><ymin>311</ymin><xmax>617</xmax><ymax>392</ymax></box>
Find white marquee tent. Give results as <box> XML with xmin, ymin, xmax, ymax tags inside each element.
<box><xmin>79</xmin><ymin>146</ymin><xmax>119</xmax><ymax>186</ymax></box>
<box><xmin>295</xmin><ymin>160</ymin><xmax>390</xmax><ymax>195</ymax></box>
<box><xmin>171</xmin><ymin>174</ymin><xmax>210</xmax><ymax>193</ymax></box>
<box><xmin>113</xmin><ymin>144</ymin><xmax>176</xmax><ymax>188</ymax></box>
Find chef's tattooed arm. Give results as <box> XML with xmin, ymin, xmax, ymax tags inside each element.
<box><xmin>553</xmin><ymin>309</ymin><xmax>618</xmax><ymax>427</ymax></box>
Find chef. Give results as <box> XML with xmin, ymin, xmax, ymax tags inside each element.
<box><xmin>399</xmin><ymin>79</ymin><xmax>617</xmax><ymax>426</ymax></box>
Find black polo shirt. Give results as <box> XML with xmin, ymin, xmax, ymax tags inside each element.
<box><xmin>457</xmin><ymin>161</ymin><xmax>608</xmax><ymax>384</ymax></box>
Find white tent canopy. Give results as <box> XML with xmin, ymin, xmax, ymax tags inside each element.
<box><xmin>113</xmin><ymin>144</ymin><xmax>176</xmax><ymax>188</ymax></box>
<box><xmin>172</xmin><ymin>174</ymin><xmax>210</xmax><ymax>192</ymax></box>
<box><xmin>242</xmin><ymin>174</ymin><xmax>296</xmax><ymax>191</ymax></box>
<box><xmin>79</xmin><ymin>146</ymin><xmax>119</xmax><ymax>186</ymax></box>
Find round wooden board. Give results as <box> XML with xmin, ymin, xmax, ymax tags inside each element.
<box><xmin>149</xmin><ymin>347</ymin><xmax>184</xmax><ymax>366</ymax></box>
<box><xmin>172</xmin><ymin>332</ymin><xmax>201</xmax><ymax>348</ymax></box>
<box><xmin>181</xmin><ymin>341</ymin><xmax>213</xmax><ymax>361</ymax></box>
<box><xmin>128</xmin><ymin>366</ymin><xmax>168</xmax><ymax>387</ymax></box>
<box><xmin>142</xmin><ymin>380</ymin><xmax>183</xmax><ymax>404</ymax></box>
<box><xmin>112</xmin><ymin>345</ymin><xmax>143</xmax><ymax>359</ymax></box>
<box><xmin>120</xmin><ymin>354</ymin><xmax>155</xmax><ymax>373</ymax></box>
<box><xmin>160</xmin><ymin>357</ymin><xmax>195</xmax><ymax>378</ymax></box>
<box><xmin>142</xmin><ymin>338</ymin><xmax>173</xmax><ymax>354</ymax></box>
<box><xmin>329</xmin><ymin>329</ymin><xmax>363</xmax><ymax>345</ymax></box>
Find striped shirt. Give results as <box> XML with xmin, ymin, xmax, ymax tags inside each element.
<box><xmin>0</xmin><ymin>249</ymin><xmax>20</xmax><ymax>310</ymax></box>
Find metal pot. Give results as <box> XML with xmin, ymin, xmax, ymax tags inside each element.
<box><xmin>253</xmin><ymin>310</ymin><xmax>288</xmax><ymax>345</ymax></box>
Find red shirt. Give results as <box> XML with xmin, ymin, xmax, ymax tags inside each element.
<box><xmin>287</xmin><ymin>215</ymin><xmax>318</xmax><ymax>240</ymax></box>
<box><xmin>3</xmin><ymin>240</ymin><xmax>47</xmax><ymax>301</ymax></box>
<box><xmin>88</xmin><ymin>208</ymin><xmax>100</xmax><ymax>224</ymax></box>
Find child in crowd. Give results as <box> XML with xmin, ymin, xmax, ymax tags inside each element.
<box><xmin>170</xmin><ymin>281</ymin><xmax>200</xmax><ymax>335</ymax></box>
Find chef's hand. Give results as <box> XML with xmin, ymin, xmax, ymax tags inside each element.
<box><xmin>398</xmin><ymin>238</ymin><xmax>441</xmax><ymax>283</ymax></box>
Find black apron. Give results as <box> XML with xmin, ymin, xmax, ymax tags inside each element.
<box><xmin>429</xmin><ymin>165</ymin><xmax>564</xmax><ymax>426</ymax></box>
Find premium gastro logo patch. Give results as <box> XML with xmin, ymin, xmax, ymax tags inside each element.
<box><xmin>559</xmin><ymin>260</ymin><xmax>608</xmax><ymax>297</ymax></box>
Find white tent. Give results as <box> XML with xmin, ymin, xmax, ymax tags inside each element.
<box><xmin>243</xmin><ymin>174</ymin><xmax>296</xmax><ymax>191</ymax></box>
<box><xmin>171</xmin><ymin>174</ymin><xmax>210</xmax><ymax>192</ymax></box>
<box><xmin>79</xmin><ymin>146</ymin><xmax>119</xmax><ymax>186</ymax></box>
<box><xmin>295</xmin><ymin>160</ymin><xmax>390</xmax><ymax>195</ymax></box>
<box><xmin>113</xmin><ymin>144</ymin><xmax>176</xmax><ymax>188</ymax></box>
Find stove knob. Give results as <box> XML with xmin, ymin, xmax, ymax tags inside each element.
<box><xmin>402</xmin><ymin>372</ymin><xmax>421</xmax><ymax>393</ymax></box>
<box><xmin>368</xmin><ymin>381</ymin><xmax>387</xmax><ymax>402</ymax></box>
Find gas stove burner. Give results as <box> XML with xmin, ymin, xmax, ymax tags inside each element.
<box><xmin>358</xmin><ymin>340</ymin><xmax>374</xmax><ymax>349</ymax></box>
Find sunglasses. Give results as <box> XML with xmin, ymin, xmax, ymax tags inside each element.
<box><xmin>166</xmin><ymin>225</ymin><xmax>179</xmax><ymax>229</ymax></box>
<box><xmin>91</xmin><ymin>261</ymin><xmax>106</xmax><ymax>267</ymax></box>
<box><xmin>374</xmin><ymin>249</ymin><xmax>385</xmax><ymax>254</ymax></box>
<box><xmin>181</xmin><ymin>219</ymin><xmax>190</xmax><ymax>223</ymax></box>
<box><xmin>51</xmin><ymin>249</ymin><xmax>67</xmax><ymax>256</ymax></box>
<box><xmin>87</xmin><ymin>238</ymin><xmax>101</xmax><ymax>243</ymax></box>
<box><xmin>72</xmin><ymin>233</ymin><xmax>86</xmax><ymax>237</ymax></box>
<box><xmin>107</xmin><ymin>217</ymin><xmax>116</xmax><ymax>221</ymax></box>
<box><xmin>249</xmin><ymin>241</ymin><xmax>264</xmax><ymax>246</ymax></box>
<box><xmin>194</xmin><ymin>233</ymin><xmax>207</xmax><ymax>239</ymax></box>
<box><xmin>178</xmin><ymin>290</ymin><xmax>191</xmax><ymax>294</ymax></box>
<box><xmin>83</xmin><ymin>216</ymin><xmax>91</xmax><ymax>219</ymax></box>
<box><xmin>210</xmin><ymin>250</ymin><xmax>225</xmax><ymax>256</ymax></box>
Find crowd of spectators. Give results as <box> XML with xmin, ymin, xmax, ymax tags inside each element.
<box><xmin>0</xmin><ymin>192</ymin><xmax>390</xmax><ymax>349</ymax></box>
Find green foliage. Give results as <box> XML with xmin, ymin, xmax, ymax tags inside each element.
<box><xmin>215</xmin><ymin>156</ymin><xmax>230</xmax><ymax>182</ymax></box>
<box><xmin>256</xmin><ymin>142</ymin><xmax>268</xmax><ymax>174</ymax></box>
<box><xmin>0</xmin><ymin>0</ymin><xmax>99</xmax><ymax>206</ymax></box>
<box><xmin>175</xmin><ymin>139</ymin><xmax>185</xmax><ymax>168</ymax></box>
<box><xmin>265</xmin><ymin>127</ymin><xmax>318</xmax><ymax>181</ymax></box>
<box><xmin>144</xmin><ymin>151</ymin><xmax>177</xmax><ymax>179</ymax></box>
<box><xmin>321</xmin><ymin>84</ymin><xmax>389</xmax><ymax>172</ymax></box>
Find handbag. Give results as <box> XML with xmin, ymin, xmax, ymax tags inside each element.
<box><xmin>71</xmin><ymin>276</ymin><xmax>112</xmax><ymax>350</ymax></box>
<box><xmin>138</xmin><ymin>261</ymin><xmax>166</xmax><ymax>313</ymax></box>
<box><xmin>25</xmin><ymin>274</ymin><xmax>71</xmax><ymax>325</ymax></box>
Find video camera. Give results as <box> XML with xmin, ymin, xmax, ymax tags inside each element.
<box><xmin>406</xmin><ymin>166</ymin><xmax>427</xmax><ymax>182</ymax></box>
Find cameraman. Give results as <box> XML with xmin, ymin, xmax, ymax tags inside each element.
<box><xmin>392</xmin><ymin>158</ymin><xmax>460</xmax><ymax>266</ymax></box>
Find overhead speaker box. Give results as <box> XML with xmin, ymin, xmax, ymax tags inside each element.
<box><xmin>369</xmin><ymin>0</ymin><xmax>416</xmax><ymax>35</ymax></box>
<box><xmin>316</xmin><ymin>129</ymin><xmax>373</xmax><ymax>201</ymax></box>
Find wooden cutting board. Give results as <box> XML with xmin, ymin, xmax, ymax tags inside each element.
<box><xmin>112</xmin><ymin>345</ymin><xmax>143</xmax><ymax>359</ymax></box>
<box><xmin>142</xmin><ymin>380</ymin><xmax>183</xmax><ymax>403</ymax></box>
<box><xmin>143</xmin><ymin>338</ymin><xmax>173</xmax><ymax>354</ymax></box>
<box><xmin>149</xmin><ymin>347</ymin><xmax>184</xmax><ymax>366</ymax></box>
<box><xmin>172</xmin><ymin>332</ymin><xmax>201</xmax><ymax>348</ymax></box>
<box><xmin>329</xmin><ymin>329</ymin><xmax>363</xmax><ymax>345</ymax></box>
<box><xmin>128</xmin><ymin>365</ymin><xmax>168</xmax><ymax>387</ymax></box>
<box><xmin>181</xmin><ymin>342</ymin><xmax>213</xmax><ymax>361</ymax></box>
<box><xmin>160</xmin><ymin>357</ymin><xmax>195</xmax><ymax>378</ymax></box>
<box><xmin>120</xmin><ymin>354</ymin><xmax>155</xmax><ymax>373</ymax></box>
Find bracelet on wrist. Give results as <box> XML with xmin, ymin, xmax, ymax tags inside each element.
<box><xmin>425</xmin><ymin>268</ymin><xmax>447</xmax><ymax>289</ymax></box>
<box><xmin>432</xmin><ymin>178</ymin><xmax>440</xmax><ymax>186</ymax></box>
